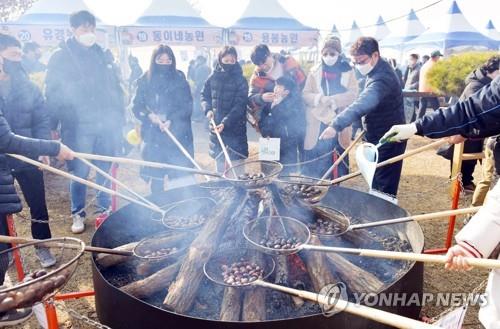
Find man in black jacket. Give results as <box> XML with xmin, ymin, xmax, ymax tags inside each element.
<box><xmin>0</xmin><ymin>55</ymin><xmax>74</xmax><ymax>326</ymax></box>
<box><xmin>45</xmin><ymin>10</ymin><xmax>124</xmax><ymax>233</ymax></box>
<box><xmin>319</xmin><ymin>37</ymin><xmax>406</xmax><ymax>196</ymax></box>
<box><xmin>0</xmin><ymin>34</ymin><xmax>57</xmax><ymax>268</ymax></box>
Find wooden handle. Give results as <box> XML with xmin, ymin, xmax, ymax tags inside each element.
<box><xmin>254</xmin><ymin>280</ymin><xmax>437</xmax><ymax>328</ymax></box>
<box><xmin>0</xmin><ymin>235</ymin><xmax>132</xmax><ymax>256</ymax></box>
<box><xmin>330</xmin><ymin>139</ymin><xmax>447</xmax><ymax>184</ymax></box>
<box><xmin>210</xmin><ymin>118</ymin><xmax>234</xmax><ymax>168</ymax></box>
<box><xmin>74</xmin><ymin>152</ymin><xmax>220</xmax><ymax>178</ymax></box>
<box><xmin>350</xmin><ymin>206</ymin><xmax>481</xmax><ymax>230</ymax></box>
<box><xmin>321</xmin><ymin>131</ymin><xmax>366</xmax><ymax>180</ymax></box>
<box><xmin>303</xmin><ymin>245</ymin><xmax>500</xmax><ymax>270</ymax></box>
<box><xmin>8</xmin><ymin>154</ymin><xmax>162</xmax><ymax>214</ymax></box>
<box><xmin>77</xmin><ymin>156</ymin><xmax>161</xmax><ymax>212</ymax></box>
<box><xmin>162</xmin><ymin>127</ymin><xmax>209</xmax><ymax>181</ymax></box>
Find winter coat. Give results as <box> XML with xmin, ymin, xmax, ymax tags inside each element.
<box><xmin>461</xmin><ymin>68</ymin><xmax>492</xmax><ymax>100</ymax></box>
<box><xmin>455</xmin><ymin>180</ymin><xmax>500</xmax><ymax>328</ymax></box>
<box><xmin>302</xmin><ymin>60</ymin><xmax>358</xmax><ymax>150</ymax></box>
<box><xmin>45</xmin><ymin>38</ymin><xmax>124</xmax><ymax>145</ymax></box>
<box><xmin>330</xmin><ymin>59</ymin><xmax>405</xmax><ymax>144</ymax></box>
<box><xmin>0</xmin><ymin>99</ymin><xmax>60</xmax><ymax>214</ymax></box>
<box><xmin>403</xmin><ymin>63</ymin><xmax>421</xmax><ymax>90</ymax></box>
<box><xmin>201</xmin><ymin>62</ymin><xmax>249</xmax><ymax>159</ymax></box>
<box><xmin>259</xmin><ymin>93</ymin><xmax>305</xmax><ymax>165</ymax></box>
<box><xmin>132</xmin><ymin>70</ymin><xmax>194</xmax><ymax>177</ymax></box>
<box><xmin>415</xmin><ymin>75</ymin><xmax>500</xmax><ymax>139</ymax></box>
<box><xmin>1</xmin><ymin>75</ymin><xmax>51</xmax><ymax>172</ymax></box>
<box><xmin>248</xmin><ymin>54</ymin><xmax>306</xmax><ymax>112</ymax></box>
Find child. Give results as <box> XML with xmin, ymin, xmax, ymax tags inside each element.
<box><xmin>259</xmin><ymin>76</ymin><xmax>305</xmax><ymax>174</ymax></box>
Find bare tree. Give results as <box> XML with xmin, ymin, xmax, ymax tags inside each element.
<box><xmin>0</xmin><ymin>0</ymin><xmax>36</xmax><ymax>22</ymax></box>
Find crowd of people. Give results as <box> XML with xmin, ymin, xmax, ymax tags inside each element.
<box><xmin>0</xmin><ymin>8</ymin><xmax>497</xmax><ymax>327</ymax></box>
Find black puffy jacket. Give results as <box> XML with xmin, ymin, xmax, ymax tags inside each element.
<box><xmin>2</xmin><ymin>75</ymin><xmax>51</xmax><ymax>171</ymax></box>
<box><xmin>416</xmin><ymin>75</ymin><xmax>500</xmax><ymax>139</ymax></box>
<box><xmin>201</xmin><ymin>62</ymin><xmax>248</xmax><ymax>159</ymax></box>
<box><xmin>331</xmin><ymin>59</ymin><xmax>405</xmax><ymax>144</ymax></box>
<box><xmin>45</xmin><ymin>38</ymin><xmax>124</xmax><ymax>143</ymax></box>
<box><xmin>0</xmin><ymin>99</ymin><xmax>60</xmax><ymax>214</ymax></box>
<box><xmin>132</xmin><ymin>70</ymin><xmax>194</xmax><ymax>174</ymax></box>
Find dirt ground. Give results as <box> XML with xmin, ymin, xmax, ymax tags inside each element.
<box><xmin>9</xmin><ymin>135</ymin><xmax>487</xmax><ymax>328</ymax></box>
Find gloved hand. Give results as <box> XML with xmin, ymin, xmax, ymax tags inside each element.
<box><xmin>381</xmin><ymin>123</ymin><xmax>417</xmax><ymax>142</ymax></box>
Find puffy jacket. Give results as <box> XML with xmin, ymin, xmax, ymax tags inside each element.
<box><xmin>330</xmin><ymin>59</ymin><xmax>405</xmax><ymax>143</ymax></box>
<box><xmin>132</xmin><ymin>70</ymin><xmax>194</xmax><ymax>167</ymax></box>
<box><xmin>45</xmin><ymin>38</ymin><xmax>124</xmax><ymax>143</ymax></box>
<box><xmin>248</xmin><ymin>54</ymin><xmax>306</xmax><ymax>111</ymax></box>
<box><xmin>201</xmin><ymin>62</ymin><xmax>249</xmax><ymax>159</ymax></box>
<box><xmin>416</xmin><ymin>75</ymin><xmax>500</xmax><ymax>138</ymax></box>
<box><xmin>461</xmin><ymin>68</ymin><xmax>492</xmax><ymax>101</ymax></box>
<box><xmin>0</xmin><ymin>99</ymin><xmax>60</xmax><ymax>214</ymax></box>
<box><xmin>2</xmin><ymin>75</ymin><xmax>51</xmax><ymax>171</ymax></box>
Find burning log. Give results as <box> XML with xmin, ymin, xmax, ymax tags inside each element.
<box><xmin>302</xmin><ymin>236</ymin><xmax>339</xmax><ymax>292</ymax></box>
<box><xmin>325</xmin><ymin>253</ymin><xmax>384</xmax><ymax>294</ymax></box>
<box><xmin>220</xmin><ymin>288</ymin><xmax>242</xmax><ymax>321</ymax></box>
<box><xmin>242</xmin><ymin>251</ymin><xmax>266</xmax><ymax>321</ymax></box>
<box><xmin>121</xmin><ymin>260</ymin><xmax>182</xmax><ymax>299</ymax></box>
<box><xmin>163</xmin><ymin>190</ymin><xmax>245</xmax><ymax>313</ymax></box>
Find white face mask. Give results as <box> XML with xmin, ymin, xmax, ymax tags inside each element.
<box><xmin>356</xmin><ymin>62</ymin><xmax>374</xmax><ymax>76</ymax></box>
<box><xmin>77</xmin><ymin>33</ymin><xmax>97</xmax><ymax>47</ymax></box>
<box><xmin>322</xmin><ymin>55</ymin><xmax>338</xmax><ymax>66</ymax></box>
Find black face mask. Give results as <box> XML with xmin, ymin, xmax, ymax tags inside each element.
<box><xmin>221</xmin><ymin>63</ymin><xmax>235</xmax><ymax>72</ymax></box>
<box><xmin>156</xmin><ymin>64</ymin><xmax>173</xmax><ymax>75</ymax></box>
<box><xmin>2</xmin><ymin>58</ymin><xmax>24</xmax><ymax>76</ymax></box>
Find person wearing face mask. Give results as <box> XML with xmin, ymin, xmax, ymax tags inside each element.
<box><xmin>319</xmin><ymin>37</ymin><xmax>406</xmax><ymax>196</ymax></box>
<box><xmin>45</xmin><ymin>10</ymin><xmax>125</xmax><ymax>234</ymax></box>
<box><xmin>201</xmin><ymin>46</ymin><xmax>248</xmax><ymax>172</ymax></box>
<box><xmin>301</xmin><ymin>36</ymin><xmax>358</xmax><ymax>178</ymax></box>
<box><xmin>0</xmin><ymin>52</ymin><xmax>75</xmax><ymax>326</ymax></box>
<box><xmin>132</xmin><ymin>45</ymin><xmax>194</xmax><ymax>193</ymax></box>
<box><xmin>248</xmin><ymin>44</ymin><xmax>306</xmax><ymax>132</ymax></box>
<box><xmin>21</xmin><ymin>42</ymin><xmax>45</xmax><ymax>74</ymax></box>
<box><xmin>259</xmin><ymin>77</ymin><xmax>305</xmax><ymax>174</ymax></box>
<box><xmin>0</xmin><ymin>34</ymin><xmax>59</xmax><ymax>268</ymax></box>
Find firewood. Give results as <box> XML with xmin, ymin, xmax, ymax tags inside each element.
<box><xmin>121</xmin><ymin>260</ymin><xmax>182</xmax><ymax>298</ymax></box>
<box><xmin>325</xmin><ymin>253</ymin><xmax>385</xmax><ymax>294</ymax></box>
<box><xmin>242</xmin><ymin>251</ymin><xmax>266</xmax><ymax>321</ymax></box>
<box><xmin>220</xmin><ymin>288</ymin><xmax>242</xmax><ymax>321</ymax></box>
<box><xmin>163</xmin><ymin>190</ymin><xmax>245</xmax><ymax>313</ymax></box>
<box><xmin>301</xmin><ymin>236</ymin><xmax>339</xmax><ymax>292</ymax></box>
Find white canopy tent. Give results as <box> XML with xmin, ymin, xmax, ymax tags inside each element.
<box><xmin>227</xmin><ymin>0</ymin><xmax>318</xmax><ymax>48</ymax></box>
<box><xmin>344</xmin><ymin>20</ymin><xmax>363</xmax><ymax>49</ymax></box>
<box><xmin>484</xmin><ymin>19</ymin><xmax>500</xmax><ymax>42</ymax></box>
<box><xmin>118</xmin><ymin>0</ymin><xmax>223</xmax><ymax>48</ymax></box>
<box><xmin>406</xmin><ymin>0</ymin><xmax>498</xmax><ymax>54</ymax></box>
<box><xmin>0</xmin><ymin>0</ymin><xmax>115</xmax><ymax>47</ymax></box>
<box><xmin>379</xmin><ymin>9</ymin><xmax>425</xmax><ymax>49</ymax></box>
<box><xmin>369</xmin><ymin>16</ymin><xmax>391</xmax><ymax>41</ymax></box>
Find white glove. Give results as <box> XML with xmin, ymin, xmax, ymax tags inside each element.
<box><xmin>382</xmin><ymin>123</ymin><xmax>417</xmax><ymax>142</ymax></box>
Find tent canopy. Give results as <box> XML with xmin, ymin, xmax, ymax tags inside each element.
<box><xmin>134</xmin><ymin>0</ymin><xmax>215</xmax><ymax>27</ymax></box>
<box><xmin>227</xmin><ymin>0</ymin><xmax>318</xmax><ymax>47</ymax></box>
<box><xmin>485</xmin><ymin>19</ymin><xmax>500</xmax><ymax>41</ymax></box>
<box><xmin>344</xmin><ymin>20</ymin><xmax>362</xmax><ymax>47</ymax></box>
<box><xmin>13</xmin><ymin>0</ymin><xmax>101</xmax><ymax>24</ymax></box>
<box><xmin>380</xmin><ymin>9</ymin><xmax>425</xmax><ymax>48</ymax></box>
<box><xmin>230</xmin><ymin>0</ymin><xmax>315</xmax><ymax>31</ymax></box>
<box><xmin>406</xmin><ymin>1</ymin><xmax>497</xmax><ymax>50</ymax></box>
<box><xmin>370</xmin><ymin>16</ymin><xmax>391</xmax><ymax>41</ymax></box>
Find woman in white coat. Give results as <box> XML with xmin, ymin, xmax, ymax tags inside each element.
<box><xmin>301</xmin><ymin>36</ymin><xmax>358</xmax><ymax>178</ymax></box>
<box><xmin>445</xmin><ymin>180</ymin><xmax>500</xmax><ymax>328</ymax></box>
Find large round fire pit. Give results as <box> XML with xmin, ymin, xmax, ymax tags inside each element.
<box><xmin>91</xmin><ymin>183</ymin><xmax>424</xmax><ymax>329</ymax></box>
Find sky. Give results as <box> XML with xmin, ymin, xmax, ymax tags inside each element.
<box><xmin>83</xmin><ymin>0</ymin><xmax>500</xmax><ymax>36</ymax></box>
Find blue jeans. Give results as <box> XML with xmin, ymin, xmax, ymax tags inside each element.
<box><xmin>66</xmin><ymin>130</ymin><xmax>114</xmax><ymax>217</ymax></box>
